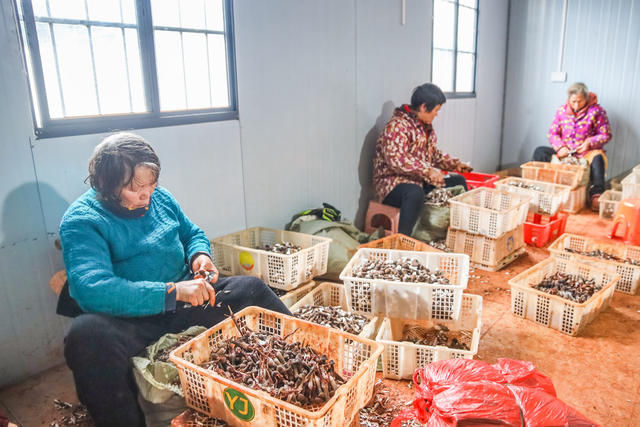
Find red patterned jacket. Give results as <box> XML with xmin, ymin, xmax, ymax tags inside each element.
<box><xmin>373</xmin><ymin>105</ymin><xmax>461</xmax><ymax>201</ymax></box>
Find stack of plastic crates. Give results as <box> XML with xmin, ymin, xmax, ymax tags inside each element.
<box><xmin>494</xmin><ymin>177</ymin><xmax>571</xmax><ymax>247</ymax></box>
<box><xmin>170</xmin><ymin>307</ymin><xmax>383</xmax><ymax>426</ymax></box>
<box><xmin>339</xmin><ymin>248</ymin><xmax>482</xmax><ymax>379</ymax></box>
<box><xmin>520</xmin><ymin>161</ymin><xmax>588</xmax><ymax>213</ymax></box>
<box><xmin>211</xmin><ymin>227</ymin><xmax>330</xmax><ymax>305</ymax></box>
<box><xmin>446</xmin><ymin>188</ymin><xmax>530</xmax><ymax>271</ymax></box>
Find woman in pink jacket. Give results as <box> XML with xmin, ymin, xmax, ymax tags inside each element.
<box><xmin>533</xmin><ymin>82</ymin><xmax>612</xmax><ymax>209</ymax></box>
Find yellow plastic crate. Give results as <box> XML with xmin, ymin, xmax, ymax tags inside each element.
<box><xmin>170</xmin><ymin>307</ymin><xmax>383</xmax><ymax>426</ymax></box>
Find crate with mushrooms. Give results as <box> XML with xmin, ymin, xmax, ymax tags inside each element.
<box><xmin>339</xmin><ymin>248</ymin><xmax>469</xmax><ymax>321</ymax></box>
<box><xmin>169</xmin><ymin>307</ymin><xmax>383</xmax><ymax>426</ymax></box>
<box><xmin>210</xmin><ymin>227</ymin><xmax>331</xmax><ymax>290</ymax></box>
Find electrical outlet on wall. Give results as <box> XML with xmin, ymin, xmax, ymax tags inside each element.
<box><xmin>551</xmin><ymin>71</ymin><xmax>567</xmax><ymax>82</ymax></box>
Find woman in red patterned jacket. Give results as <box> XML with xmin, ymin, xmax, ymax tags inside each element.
<box><xmin>373</xmin><ymin>83</ymin><xmax>471</xmax><ymax>235</ymax></box>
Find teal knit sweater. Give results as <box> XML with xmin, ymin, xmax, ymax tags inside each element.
<box><xmin>59</xmin><ymin>187</ymin><xmax>211</xmax><ymax>317</ymax></box>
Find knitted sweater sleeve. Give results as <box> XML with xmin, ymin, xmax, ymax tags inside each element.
<box><xmin>159</xmin><ymin>188</ymin><xmax>211</xmax><ymax>266</ymax></box>
<box><xmin>60</xmin><ymin>211</ymin><xmax>167</xmax><ymax>317</ymax></box>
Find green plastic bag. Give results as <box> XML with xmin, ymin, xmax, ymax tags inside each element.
<box><xmin>288</xmin><ymin>219</ymin><xmax>384</xmax><ymax>281</ymax></box>
<box><xmin>412</xmin><ymin>185</ymin><xmax>465</xmax><ymax>242</ymax></box>
<box><xmin>132</xmin><ymin>325</ymin><xmax>206</xmax><ymax>427</ymax></box>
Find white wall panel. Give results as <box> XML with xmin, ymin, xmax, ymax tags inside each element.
<box><xmin>31</xmin><ymin>120</ymin><xmax>246</xmax><ymax>239</ymax></box>
<box><xmin>234</xmin><ymin>0</ymin><xmax>358</xmax><ymax>228</ymax></box>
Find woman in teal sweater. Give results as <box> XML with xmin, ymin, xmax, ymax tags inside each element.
<box><xmin>60</xmin><ymin>133</ymin><xmax>290</xmax><ymax>426</ymax></box>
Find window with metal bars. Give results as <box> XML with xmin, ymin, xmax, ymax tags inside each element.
<box><xmin>15</xmin><ymin>0</ymin><xmax>237</xmax><ymax>139</ymax></box>
<box><xmin>431</xmin><ymin>0</ymin><xmax>477</xmax><ymax>97</ymax></box>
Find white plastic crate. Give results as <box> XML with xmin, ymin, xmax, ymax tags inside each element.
<box><xmin>560</xmin><ymin>185</ymin><xmax>586</xmax><ymax>213</ymax></box>
<box><xmin>622</xmin><ymin>172</ymin><xmax>640</xmax><ymax>199</ymax></box>
<box><xmin>599</xmin><ymin>190</ymin><xmax>622</xmax><ymax>220</ymax></box>
<box><xmin>376</xmin><ymin>294</ymin><xmax>482</xmax><ymax>380</ymax></box>
<box><xmin>170</xmin><ymin>307</ymin><xmax>383</xmax><ymax>426</ymax></box>
<box><xmin>548</xmin><ymin>233</ymin><xmax>640</xmax><ymax>295</ymax></box>
<box><xmin>339</xmin><ymin>248</ymin><xmax>469</xmax><ymax>320</ymax></box>
<box><xmin>446</xmin><ymin>225</ymin><xmax>524</xmax><ymax>271</ymax></box>
<box><xmin>290</xmin><ymin>282</ymin><xmax>382</xmax><ymax>339</ymax></box>
<box><xmin>290</xmin><ymin>282</ymin><xmax>347</xmax><ymax>313</ymax></box>
<box><xmin>448</xmin><ymin>188</ymin><xmax>530</xmax><ymax>238</ymax></box>
<box><xmin>494</xmin><ymin>177</ymin><xmax>571</xmax><ymax>216</ymax></box>
<box><xmin>508</xmin><ymin>257</ymin><xmax>618</xmax><ymax>336</ymax></box>
<box><xmin>521</xmin><ymin>161</ymin><xmax>588</xmax><ymax>188</ymax></box>
<box><xmin>279</xmin><ymin>280</ymin><xmax>318</xmax><ymax>308</ymax></box>
<box><xmin>211</xmin><ymin>227</ymin><xmax>331</xmax><ymax>290</ymax></box>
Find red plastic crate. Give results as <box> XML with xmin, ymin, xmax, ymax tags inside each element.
<box><xmin>460</xmin><ymin>172</ymin><xmax>500</xmax><ymax>189</ymax></box>
<box><xmin>523</xmin><ymin>212</ymin><xmax>569</xmax><ymax>247</ymax></box>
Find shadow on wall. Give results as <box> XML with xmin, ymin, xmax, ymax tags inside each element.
<box><xmin>1</xmin><ymin>181</ymin><xmax>69</xmax><ymax>262</ymax></box>
<box><xmin>354</xmin><ymin>101</ymin><xmax>396</xmax><ymax>229</ymax></box>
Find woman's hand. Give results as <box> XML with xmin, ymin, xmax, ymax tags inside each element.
<box><xmin>456</xmin><ymin>163</ymin><xmax>473</xmax><ymax>173</ymax></box>
<box><xmin>576</xmin><ymin>141</ymin><xmax>591</xmax><ymax>154</ymax></box>
<box><xmin>427</xmin><ymin>168</ymin><xmax>445</xmax><ymax>187</ymax></box>
<box><xmin>175</xmin><ymin>278</ymin><xmax>216</xmax><ymax>307</ymax></box>
<box><xmin>556</xmin><ymin>146</ymin><xmax>570</xmax><ymax>158</ymax></box>
<box><xmin>192</xmin><ymin>254</ymin><xmax>218</xmax><ymax>284</ymax></box>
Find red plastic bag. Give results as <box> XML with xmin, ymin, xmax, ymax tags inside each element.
<box><xmin>493</xmin><ymin>358</ymin><xmax>556</xmax><ymax>397</ymax></box>
<box><xmin>392</xmin><ymin>358</ymin><xmax>599</xmax><ymax>427</ymax></box>
<box><xmin>392</xmin><ymin>381</ymin><xmax>522</xmax><ymax>426</ymax></box>
<box><xmin>416</xmin><ymin>359</ymin><xmax>506</xmax><ymax>394</ymax></box>
<box><xmin>427</xmin><ymin>381</ymin><xmax>523</xmax><ymax>426</ymax></box>
<box><xmin>510</xmin><ymin>386</ymin><xmax>598</xmax><ymax>427</ymax></box>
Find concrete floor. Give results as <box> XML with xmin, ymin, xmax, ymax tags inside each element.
<box><xmin>0</xmin><ymin>210</ymin><xmax>638</xmax><ymax>426</ymax></box>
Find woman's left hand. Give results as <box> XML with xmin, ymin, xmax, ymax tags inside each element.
<box><xmin>456</xmin><ymin>163</ymin><xmax>473</xmax><ymax>173</ymax></box>
<box><xmin>576</xmin><ymin>141</ymin><xmax>591</xmax><ymax>154</ymax></box>
<box><xmin>192</xmin><ymin>254</ymin><xmax>218</xmax><ymax>283</ymax></box>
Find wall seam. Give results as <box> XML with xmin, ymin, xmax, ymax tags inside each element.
<box><xmin>498</xmin><ymin>0</ymin><xmax>511</xmax><ymax>169</ymax></box>
<box><xmin>232</xmin><ymin>1</ymin><xmax>249</xmax><ymax>229</ymax></box>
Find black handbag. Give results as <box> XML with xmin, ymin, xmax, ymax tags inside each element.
<box><xmin>56</xmin><ymin>280</ymin><xmax>84</xmax><ymax>318</ymax></box>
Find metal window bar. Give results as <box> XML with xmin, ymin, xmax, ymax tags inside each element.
<box><xmin>118</xmin><ymin>0</ymin><xmax>134</xmax><ymax>111</ymax></box>
<box><xmin>120</xmin><ymin>0</ymin><xmax>134</xmax><ymax>112</ymax></box>
<box><xmin>31</xmin><ymin>16</ymin><xmax>138</xmax><ymax>29</ymax></box>
<box><xmin>16</xmin><ymin>0</ymin><xmax>238</xmax><ymax>138</ymax></box>
<box><xmin>84</xmin><ymin>0</ymin><xmax>103</xmax><ymax>115</ymax></box>
<box><xmin>47</xmin><ymin>22</ymin><xmax>66</xmax><ymax>116</ymax></box>
<box><xmin>204</xmin><ymin>7</ymin><xmax>214</xmax><ymax>108</ymax></box>
<box><xmin>452</xmin><ymin>0</ymin><xmax>459</xmax><ymax>93</ymax></box>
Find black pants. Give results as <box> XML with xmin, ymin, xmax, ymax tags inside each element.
<box><xmin>382</xmin><ymin>174</ymin><xmax>467</xmax><ymax>235</ymax></box>
<box><xmin>532</xmin><ymin>146</ymin><xmax>605</xmax><ymax>196</ymax></box>
<box><xmin>64</xmin><ymin>276</ymin><xmax>291</xmax><ymax>427</ymax></box>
